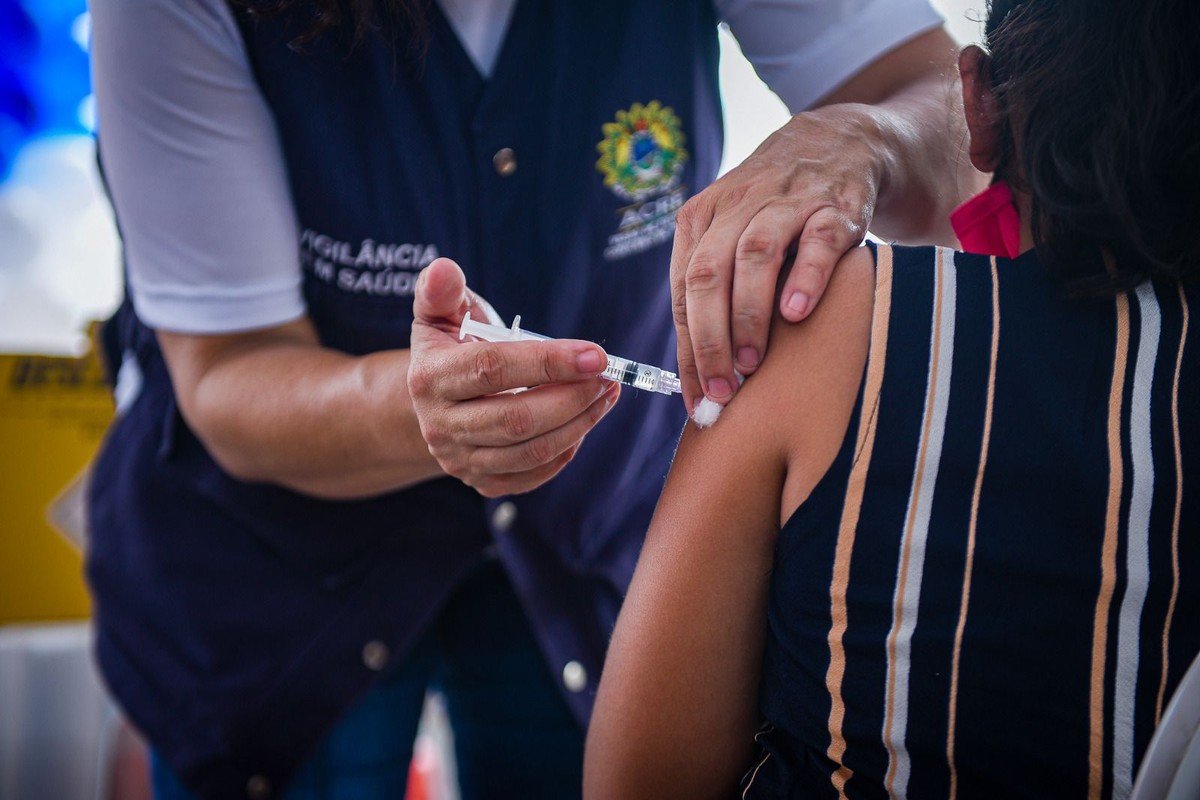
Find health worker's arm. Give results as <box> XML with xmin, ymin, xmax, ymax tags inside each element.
<box><xmin>585</xmin><ymin>247</ymin><xmax>875</xmax><ymax>799</ymax></box>
<box><xmin>91</xmin><ymin>0</ymin><xmax>614</xmax><ymax>500</ymax></box>
<box><xmin>673</xmin><ymin>1</ymin><xmax>984</xmax><ymax>412</ymax></box>
<box><xmin>155</xmin><ymin>267</ymin><xmax>617</xmax><ymax>500</ymax></box>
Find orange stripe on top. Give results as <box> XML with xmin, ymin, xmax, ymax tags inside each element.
<box><xmin>825</xmin><ymin>244</ymin><xmax>894</xmax><ymax>799</ymax></box>
<box><xmin>946</xmin><ymin>257</ymin><xmax>1000</xmax><ymax>800</ymax></box>
<box><xmin>1156</xmin><ymin>284</ymin><xmax>1189</xmax><ymax>722</ymax></box>
<box><xmin>1089</xmin><ymin>293</ymin><xmax>1131</xmax><ymax>800</ymax></box>
<box><xmin>883</xmin><ymin>248</ymin><xmax>947</xmax><ymax>794</ymax></box>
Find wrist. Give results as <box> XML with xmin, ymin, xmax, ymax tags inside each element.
<box><xmin>830</xmin><ymin>102</ymin><xmax>946</xmax><ymax>242</ymax></box>
<box><xmin>836</xmin><ymin>102</ymin><xmax>899</xmax><ymax>205</ymax></box>
<box><xmin>359</xmin><ymin>348</ymin><xmax>445</xmax><ymax>483</ymax></box>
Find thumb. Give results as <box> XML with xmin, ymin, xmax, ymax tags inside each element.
<box><xmin>414</xmin><ymin>257</ymin><xmax>469</xmax><ymax>325</ymax></box>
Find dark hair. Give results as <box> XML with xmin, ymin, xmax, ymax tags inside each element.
<box><xmin>231</xmin><ymin>0</ymin><xmax>427</xmax><ymax>51</ymax></box>
<box><xmin>983</xmin><ymin>0</ymin><xmax>1200</xmax><ymax>291</ymax></box>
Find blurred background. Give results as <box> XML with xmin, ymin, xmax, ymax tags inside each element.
<box><xmin>0</xmin><ymin>2</ymin><xmax>984</xmax><ymax>798</ymax></box>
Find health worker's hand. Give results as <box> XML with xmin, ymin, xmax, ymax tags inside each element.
<box><xmin>671</xmin><ymin>105</ymin><xmax>881</xmax><ymax>413</ymax></box>
<box><xmin>409</xmin><ymin>258</ymin><xmax>620</xmax><ymax>498</ymax></box>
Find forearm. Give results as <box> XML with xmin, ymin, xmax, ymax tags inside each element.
<box><xmin>864</xmin><ymin>72</ymin><xmax>983</xmax><ymax>244</ymax></box>
<box><xmin>161</xmin><ymin>325</ymin><xmax>441</xmax><ymax>499</ymax></box>
<box><xmin>812</xmin><ymin>28</ymin><xmax>987</xmax><ymax>246</ymax></box>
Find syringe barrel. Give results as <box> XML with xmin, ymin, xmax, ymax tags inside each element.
<box><xmin>601</xmin><ymin>356</ymin><xmax>679</xmax><ymax>395</ymax></box>
<box><xmin>459</xmin><ymin>312</ymin><xmax>680</xmax><ymax>395</ymax></box>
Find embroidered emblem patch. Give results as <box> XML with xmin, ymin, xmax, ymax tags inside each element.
<box><xmin>596</xmin><ymin>101</ymin><xmax>688</xmax><ymax>202</ymax></box>
<box><xmin>596</xmin><ymin>101</ymin><xmax>690</xmax><ymax>260</ymax></box>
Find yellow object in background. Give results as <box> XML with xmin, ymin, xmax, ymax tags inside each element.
<box><xmin>0</xmin><ymin>328</ymin><xmax>113</xmax><ymax>624</ymax></box>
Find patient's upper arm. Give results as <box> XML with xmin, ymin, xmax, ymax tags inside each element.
<box><xmin>583</xmin><ymin>245</ymin><xmax>876</xmax><ymax>799</ymax></box>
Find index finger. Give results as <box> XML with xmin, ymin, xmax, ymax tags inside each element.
<box><xmin>683</xmin><ymin>213</ymin><xmax>759</xmax><ymax>405</ymax></box>
<box><xmin>435</xmin><ymin>339</ymin><xmax>608</xmax><ymax>401</ymax></box>
<box><xmin>670</xmin><ymin>197</ymin><xmax>714</xmax><ymax>413</ymax></box>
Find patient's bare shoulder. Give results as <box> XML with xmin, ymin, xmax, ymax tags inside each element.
<box><xmin>753</xmin><ymin>244</ymin><xmax>876</xmax><ymax>519</ymax></box>
<box><xmin>670</xmin><ymin>243</ymin><xmax>875</xmax><ymax>524</ymax></box>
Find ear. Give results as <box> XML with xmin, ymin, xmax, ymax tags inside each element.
<box><xmin>959</xmin><ymin>45</ymin><xmax>1002</xmax><ymax>173</ymax></box>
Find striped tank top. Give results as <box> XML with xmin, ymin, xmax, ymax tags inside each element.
<box><xmin>745</xmin><ymin>244</ymin><xmax>1198</xmax><ymax>799</ymax></box>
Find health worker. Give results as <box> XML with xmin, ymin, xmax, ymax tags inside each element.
<box><xmin>87</xmin><ymin>0</ymin><xmax>978</xmax><ymax>797</ymax></box>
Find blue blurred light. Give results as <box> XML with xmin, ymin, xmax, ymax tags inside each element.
<box><xmin>0</xmin><ymin>0</ymin><xmax>36</xmax><ymax>181</ymax></box>
<box><xmin>0</xmin><ymin>0</ymin><xmax>92</xmax><ymax>183</ymax></box>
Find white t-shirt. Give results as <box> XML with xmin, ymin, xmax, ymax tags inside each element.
<box><xmin>89</xmin><ymin>0</ymin><xmax>943</xmax><ymax>333</ymax></box>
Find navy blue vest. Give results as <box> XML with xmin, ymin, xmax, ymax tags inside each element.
<box><xmin>88</xmin><ymin>1</ymin><xmax>721</xmax><ymax>796</ymax></box>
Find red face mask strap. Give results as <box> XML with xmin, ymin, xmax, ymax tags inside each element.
<box><xmin>949</xmin><ymin>181</ymin><xmax>1022</xmax><ymax>259</ymax></box>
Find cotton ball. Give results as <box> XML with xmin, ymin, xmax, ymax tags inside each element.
<box><xmin>691</xmin><ymin>397</ymin><xmax>724</xmax><ymax>428</ymax></box>
<box><xmin>690</xmin><ymin>371</ymin><xmax>744</xmax><ymax>429</ymax></box>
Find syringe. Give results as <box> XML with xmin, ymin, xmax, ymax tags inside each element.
<box><xmin>459</xmin><ymin>312</ymin><xmax>682</xmax><ymax>396</ymax></box>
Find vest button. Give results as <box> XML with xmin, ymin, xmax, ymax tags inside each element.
<box><xmin>562</xmin><ymin>660</ymin><xmax>588</xmax><ymax>693</ymax></box>
<box><xmin>493</xmin><ymin>148</ymin><xmax>517</xmax><ymax>177</ymax></box>
<box><xmin>246</xmin><ymin>774</ymin><xmax>271</xmax><ymax>799</ymax></box>
<box><xmin>491</xmin><ymin>501</ymin><xmax>517</xmax><ymax>533</ymax></box>
<box><xmin>361</xmin><ymin>640</ymin><xmax>390</xmax><ymax>672</ymax></box>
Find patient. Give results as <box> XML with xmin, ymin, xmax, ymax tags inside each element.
<box><xmin>585</xmin><ymin>1</ymin><xmax>1199</xmax><ymax>798</ymax></box>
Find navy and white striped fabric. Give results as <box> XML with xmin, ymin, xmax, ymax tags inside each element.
<box><xmin>746</xmin><ymin>244</ymin><xmax>1198</xmax><ymax>800</ymax></box>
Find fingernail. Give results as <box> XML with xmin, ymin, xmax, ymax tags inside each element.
<box><xmin>786</xmin><ymin>291</ymin><xmax>810</xmax><ymax>318</ymax></box>
<box><xmin>706</xmin><ymin>377</ymin><xmax>732</xmax><ymax>401</ymax></box>
<box><xmin>737</xmin><ymin>346</ymin><xmax>759</xmax><ymax>370</ymax></box>
<box><xmin>577</xmin><ymin>349</ymin><xmax>604</xmax><ymax>373</ymax></box>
